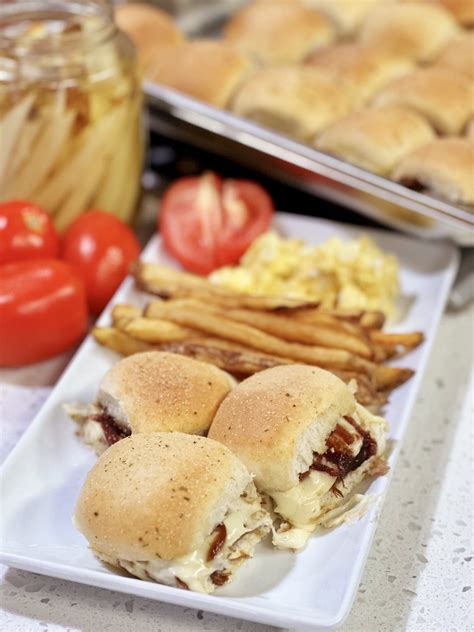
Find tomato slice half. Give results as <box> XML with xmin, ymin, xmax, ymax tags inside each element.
<box><xmin>159</xmin><ymin>173</ymin><xmax>274</xmax><ymax>275</ymax></box>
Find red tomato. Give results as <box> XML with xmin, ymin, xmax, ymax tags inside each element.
<box><xmin>0</xmin><ymin>200</ymin><xmax>59</xmax><ymax>264</ymax></box>
<box><xmin>0</xmin><ymin>260</ymin><xmax>88</xmax><ymax>367</ymax></box>
<box><xmin>62</xmin><ymin>210</ymin><xmax>141</xmax><ymax>315</ymax></box>
<box><xmin>159</xmin><ymin>173</ymin><xmax>274</xmax><ymax>275</ymax></box>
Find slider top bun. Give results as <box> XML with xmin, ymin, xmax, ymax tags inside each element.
<box><xmin>208</xmin><ymin>364</ymin><xmax>355</xmax><ymax>492</ymax></box>
<box><xmin>98</xmin><ymin>351</ymin><xmax>233</xmax><ymax>435</ymax></box>
<box><xmin>74</xmin><ymin>433</ymin><xmax>252</xmax><ymax>561</ymax></box>
<box><xmin>359</xmin><ymin>3</ymin><xmax>459</xmax><ymax>62</ymax></box>
<box><xmin>149</xmin><ymin>39</ymin><xmax>253</xmax><ymax>108</ymax></box>
<box><xmin>316</xmin><ymin>106</ymin><xmax>435</xmax><ymax>176</ymax></box>
<box><xmin>439</xmin><ymin>0</ymin><xmax>474</xmax><ymax>25</ymax></box>
<box><xmin>114</xmin><ymin>3</ymin><xmax>184</xmax><ymax>75</ymax></box>
<box><xmin>224</xmin><ymin>1</ymin><xmax>335</xmax><ymax>65</ymax></box>
<box><xmin>306</xmin><ymin>43</ymin><xmax>414</xmax><ymax>106</ymax></box>
<box><xmin>435</xmin><ymin>33</ymin><xmax>474</xmax><ymax>81</ymax></box>
<box><xmin>307</xmin><ymin>0</ymin><xmax>381</xmax><ymax>35</ymax></box>
<box><xmin>392</xmin><ymin>138</ymin><xmax>474</xmax><ymax>206</ymax></box>
<box><xmin>372</xmin><ymin>67</ymin><xmax>474</xmax><ymax>136</ymax></box>
<box><xmin>231</xmin><ymin>65</ymin><xmax>352</xmax><ymax>141</ymax></box>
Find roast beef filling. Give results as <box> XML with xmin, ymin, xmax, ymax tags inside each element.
<box><xmin>299</xmin><ymin>416</ymin><xmax>377</xmax><ymax>483</ymax></box>
<box><xmin>93</xmin><ymin>411</ymin><xmax>131</xmax><ymax>446</ymax></box>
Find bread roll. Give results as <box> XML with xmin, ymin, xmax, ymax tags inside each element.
<box><xmin>114</xmin><ymin>3</ymin><xmax>183</xmax><ymax>76</ymax></box>
<box><xmin>307</xmin><ymin>43</ymin><xmax>413</xmax><ymax>105</ymax></box>
<box><xmin>66</xmin><ymin>351</ymin><xmax>235</xmax><ymax>455</ymax></box>
<box><xmin>360</xmin><ymin>3</ymin><xmax>459</xmax><ymax>62</ymax></box>
<box><xmin>372</xmin><ymin>67</ymin><xmax>474</xmax><ymax>136</ymax></box>
<box><xmin>392</xmin><ymin>138</ymin><xmax>474</xmax><ymax>206</ymax></box>
<box><xmin>231</xmin><ymin>65</ymin><xmax>352</xmax><ymax>141</ymax></box>
<box><xmin>316</xmin><ymin>106</ymin><xmax>435</xmax><ymax>175</ymax></box>
<box><xmin>149</xmin><ymin>40</ymin><xmax>253</xmax><ymax>108</ymax></box>
<box><xmin>74</xmin><ymin>433</ymin><xmax>271</xmax><ymax>592</ymax></box>
<box><xmin>209</xmin><ymin>365</ymin><xmax>388</xmax><ymax>550</ymax></box>
<box><xmin>224</xmin><ymin>1</ymin><xmax>335</xmax><ymax>64</ymax></box>
<box><xmin>435</xmin><ymin>33</ymin><xmax>474</xmax><ymax>81</ymax></box>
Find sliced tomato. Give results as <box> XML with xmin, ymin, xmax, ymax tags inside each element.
<box><xmin>0</xmin><ymin>259</ymin><xmax>88</xmax><ymax>366</ymax></box>
<box><xmin>159</xmin><ymin>173</ymin><xmax>274</xmax><ymax>275</ymax></box>
<box><xmin>0</xmin><ymin>200</ymin><xmax>59</xmax><ymax>264</ymax></box>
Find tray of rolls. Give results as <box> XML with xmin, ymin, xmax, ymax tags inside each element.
<box><xmin>116</xmin><ymin>0</ymin><xmax>474</xmax><ymax>243</ymax></box>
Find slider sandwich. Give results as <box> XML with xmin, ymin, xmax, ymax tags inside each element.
<box><xmin>209</xmin><ymin>364</ymin><xmax>388</xmax><ymax>550</ymax></box>
<box><xmin>74</xmin><ymin>432</ymin><xmax>272</xmax><ymax>592</ymax></box>
<box><xmin>66</xmin><ymin>351</ymin><xmax>235</xmax><ymax>455</ymax></box>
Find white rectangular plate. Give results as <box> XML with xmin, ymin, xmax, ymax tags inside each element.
<box><xmin>0</xmin><ymin>214</ymin><xmax>459</xmax><ymax>630</ymax></box>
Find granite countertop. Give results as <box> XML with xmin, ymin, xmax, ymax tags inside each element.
<box><xmin>1</xmin><ymin>304</ymin><xmax>472</xmax><ymax>632</ymax></box>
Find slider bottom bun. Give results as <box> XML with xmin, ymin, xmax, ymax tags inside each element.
<box><xmin>74</xmin><ymin>433</ymin><xmax>271</xmax><ymax>593</ymax></box>
<box><xmin>209</xmin><ymin>365</ymin><xmax>388</xmax><ymax>550</ymax></box>
<box><xmin>65</xmin><ymin>351</ymin><xmax>236</xmax><ymax>455</ymax></box>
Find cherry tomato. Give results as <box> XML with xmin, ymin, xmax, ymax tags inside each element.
<box><xmin>0</xmin><ymin>260</ymin><xmax>88</xmax><ymax>367</ymax></box>
<box><xmin>62</xmin><ymin>210</ymin><xmax>141</xmax><ymax>315</ymax></box>
<box><xmin>159</xmin><ymin>173</ymin><xmax>274</xmax><ymax>275</ymax></box>
<box><xmin>0</xmin><ymin>200</ymin><xmax>59</xmax><ymax>264</ymax></box>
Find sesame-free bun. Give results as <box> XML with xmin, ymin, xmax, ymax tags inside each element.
<box><xmin>224</xmin><ymin>1</ymin><xmax>335</xmax><ymax>65</ymax></box>
<box><xmin>114</xmin><ymin>3</ymin><xmax>183</xmax><ymax>76</ymax></box>
<box><xmin>360</xmin><ymin>3</ymin><xmax>458</xmax><ymax>62</ymax></box>
<box><xmin>372</xmin><ymin>67</ymin><xmax>474</xmax><ymax>136</ymax></box>
<box><xmin>231</xmin><ymin>65</ymin><xmax>352</xmax><ymax>141</ymax></box>
<box><xmin>74</xmin><ymin>433</ymin><xmax>252</xmax><ymax>561</ymax></box>
<box><xmin>208</xmin><ymin>365</ymin><xmax>355</xmax><ymax>492</ymax></box>
<box><xmin>392</xmin><ymin>138</ymin><xmax>474</xmax><ymax>206</ymax></box>
<box><xmin>316</xmin><ymin>106</ymin><xmax>435</xmax><ymax>176</ymax></box>
<box><xmin>149</xmin><ymin>40</ymin><xmax>253</xmax><ymax>108</ymax></box>
<box><xmin>98</xmin><ymin>351</ymin><xmax>234</xmax><ymax>436</ymax></box>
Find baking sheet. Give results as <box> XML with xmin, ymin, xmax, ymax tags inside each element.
<box><xmin>144</xmin><ymin>2</ymin><xmax>474</xmax><ymax>244</ymax></box>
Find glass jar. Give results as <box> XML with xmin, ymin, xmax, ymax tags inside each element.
<box><xmin>0</xmin><ymin>0</ymin><xmax>143</xmax><ymax>230</ymax></box>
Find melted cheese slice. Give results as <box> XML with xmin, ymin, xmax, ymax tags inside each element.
<box><xmin>272</xmin><ymin>409</ymin><xmax>387</xmax><ymax>550</ymax></box>
<box><xmin>272</xmin><ymin>470</ymin><xmax>335</xmax><ymax>528</ymax></box>
<box><xmin>106</xmin><ymin>495</ymin><xmax>270</xmax><ymax>593</ymax></box>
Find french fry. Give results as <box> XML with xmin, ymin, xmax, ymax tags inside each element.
<box><xmin>369</xmin><ymin>330</ymin><xmax>424</xmax><ymax>349</ymax></box>
<box><xmin>144</xmin><ymin>301</ymin><xmax>374</xmax><ymax>374</ymax></box>
<box><xmin>221</xmin><ymin>307</ymin><xmax>374</xmax><ymax>359</ymax></box>
<box><xmin>373</xmin><ymin>365</ymin><xmax>414</xmax><ymax>391</ymax></box>
<box><xmin>133</xmin><ymin>262</ymin><xmax>318</xmax><ymax>310</ymax></box>
<box><xmin>150</xmin><ymin>299</ymin><xmax>374</xmax><ymax>359</ymax></box>
<box><xmin>111</xmin><ymin>304</ymin><xmax>142</xmax><ymax>329</ymax></box>
<box><xmin>125</xmin><ymin>318</ymin><xmax>200</xmax><ymax>344</ymax></box>
<box><xmin>333</xmin><ymin>370</ymin><xmax>388</xmax><ymax>410</ymax></box>
<box><xmin>158</xmin><ymin>340</ymin><xmax>293</xmax><ymax>376</ymax></box>
<box><xmin>92</xmin><ymin>326</ymin><xmax>152</xmax><ymax>356</ymax></box>
<box><xmin>284</xmin><ymin>307</ymin><xmax>369</xmax><ymax>337</ymax></box>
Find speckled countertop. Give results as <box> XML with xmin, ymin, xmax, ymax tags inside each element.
<box><xmin>1</xmin><ymin>305</ymin><xmax>473</xmax><ymax>632</ymax></box>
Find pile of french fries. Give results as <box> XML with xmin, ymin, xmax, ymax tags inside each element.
<box><xmin>93</xmin><ymin>262</ymin><xmax>424</xmax><ymax>411</ymax></box>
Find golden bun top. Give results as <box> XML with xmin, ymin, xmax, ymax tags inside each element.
<box><xmin>392</xmin><ymin>138</ymin><xmax>474</xmax><ymax>206</ymax></box>
<box><xmin>148</xmin><ymin>39</ymin><xmax>253</xmax><ymax>108</ymax></box>
<box><xmin>360</xmin><ymin>3</ymin><xmax>459</xmax><ymax>62</ymax></box>
<box><xmin>306</xmin><ymin>43</ymin><xmax>413</xmax><ymax>106</ymax></box>
<box><xmin>435</xmin><ymin>33</ymin><xmax>474</xmax><ymax>81</ymax></box>
<box><xmin>74</xmin><ymin>432</ymin><xmax>253</xmax><ymax>561</ymax></box>
<box><xmin>224</xmin><ymin>2</ymin><xmax>335</xmax><ymax>65</ymax></box>
<box><xmin>98</xmin><ymin>351</ymin><xmax>233</xmax><ymax>436</ymax></box>
<box><xmin>209</xmin><ymin>364</ymin><xmax>356</xmax><ymax>492</ymax></box>
<box><xmin>316</xmin><ymin>105</ymin><xmax>435</xmax><ymax>176</ymax></box>
<box><xmin>372</xmin><ymin>67</ymin><xmax>474</xmax><ymax>136</ymax></box>
<box><xmin>231</xmin><ymin>65</ymin><xmax>352</xmax><ymax>141</ymax></box>
<box><xmin>114</xmin><ymin>3</ymin><xmax>184</xmax><ymax>75</ymax></box>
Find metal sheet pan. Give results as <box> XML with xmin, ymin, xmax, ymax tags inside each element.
<box><xmin>144</xmin><ymin>3</ymin><xmax>474</xmax><ymax>245</ymax></box>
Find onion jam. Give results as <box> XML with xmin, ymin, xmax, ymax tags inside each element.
<box><xmin>93</xmin><ymin>411</ymin><xmax>131</xmax><ymax>446</ymax></box>
<box><xmin>299</xmin><ymin>416</ymin><xmax>377</xmax><ymax>482</ymax></box>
